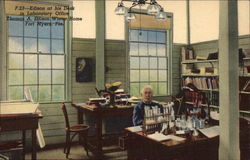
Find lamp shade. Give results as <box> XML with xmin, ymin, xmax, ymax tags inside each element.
<box><xmin>147</xmin><ymin>4</ymin><xmax>160</xmax><ymax>15</ymax></box>
<box><xmin>115</xmin><ymin>5</ymin><xmax>127</xmax><ymax>15</ymax></box>
<box><xmin>155</xmin><ymin>11</ymin><xmax>167</xmax><ymax>20</ymax></box>
<box><xmin>125</xmin><ymin>12</ymin><xmax>135</xmax><ymax>21</ymax></box>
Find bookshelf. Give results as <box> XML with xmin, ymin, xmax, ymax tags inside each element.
<box><xmin>181</xmin><ymin>59</ymin><xmax>218</xmax><ymax>64</ymax></box>
<box><xmin>180</xmin><ymin>46</ymin><xmax>250</xmax><ymax>117</ymax></box>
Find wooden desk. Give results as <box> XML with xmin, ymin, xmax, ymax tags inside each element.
<box><xmin>125</xmin><ymin>128</ymin><xmax>219</xmax><ymax>160</ymax></box>
<box><xmin>0</xmin><ymin>113</ymin><xmax>41</xmax><ymax>160</ymax></box>
<box><xmin>73</xmin><ymin>104</ymin><xmax>133</xmax><ymax>157</ymax></box>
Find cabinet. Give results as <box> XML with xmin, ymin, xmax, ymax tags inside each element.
<box><xmin>180</xmin><ymin>47</ymin><xmax>250</xmax><ymax>116</ymax></box>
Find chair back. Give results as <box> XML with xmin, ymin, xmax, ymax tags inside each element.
<box><xmin>61</xmin><ymin>103</ymin><xmax>70</xmax><ymax>129</ymax></box>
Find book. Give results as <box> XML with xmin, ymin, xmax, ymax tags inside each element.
<box><xmin>196</xmin><ymin>56</ymin><xmax>207</xmax><ymax>60</ymax></box>
<box><xmin>242</xmin><ymin>80</ymin><xmax>250</xmax><ymax>92</ymax></box>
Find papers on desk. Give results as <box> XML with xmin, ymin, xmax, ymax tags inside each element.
<box><xmin>210</xmin><ymin>111</ymin><xmax>219</xmax><ymax>121</ymax></box>
<box><xmin>198</xmin><ymin>126</ymin><xmax>219</xmax><ymax>138</ymax></box>
<box><xmin>147</xmin><ymin>133</ymin><xmax>186</xmax><ymax>142</ymax></box>
<box><xmin>126</xmin><ymin>126</ymin><xmax>142</xmax><ymax>132</ymax></box>
<box><xmin>0</xmin><ymin>102</ymin><xmax>38</xmax><ymax>114</ymax></box>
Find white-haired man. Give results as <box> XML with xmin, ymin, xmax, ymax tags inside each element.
<box><xmin>132</xmin><ymin>86</ymin><xmax>163</xmax><ymax>126</ymax></box>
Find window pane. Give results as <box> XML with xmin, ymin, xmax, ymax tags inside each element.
<box><xmin>150</xmin><ymin>82</ymin><xmax>158</xmax><ymax>95</ymax></box>
<box><xmin>149</xmin><ymin>57</ymin><xmax>157</xmax><ymax>69</ymax></box>
<box><xmin>130</xmin><ymin>57</ymin><xmax>139</xmax><ymax>69</ymax></box>
<box><xmin>52</xmin><ymin>70</ymin><xmax>64</xmax><ymax>84</ymax></box>
<box><xmin>159</xmin><ymin>58</ymin><xmax>167</xmax><ymax>69</ymax></box>
<box><xmin>39</xmin><ymin>55</ymin><xmax>51</xmax><ymax>69</ymax></box>
<box><xmin>24</xmin><ymin>86</ymin><xmax>37</xmax><ymax>101</ymax></box>
<box><xmin>9</xmin><ymin>70</ymin><xmax>23</xmax><ymax>85</ymax></box>
<box><xmin>148</xmin><ymin>31</ymin><xmax>156</xmax><ymax>43</ymax></box>
<box><xmin>39</xmin><ymin>70</ymin><xmax>51</xmax><ymax>84</ymax></box>
<box><xmin>157</xmin><ymin>32</ymin><xmax>166</xmax><ymax>43</ymax></box>
<box><xmin>129</xmin><ymin>43</ymin><xmax>138</xmax><ymax>55</ymax></box>
<box><xmin>9</xmin><ymin>86</ymin><xmax>23</xmax><ymax>100</ymax></box>
<box><xmin>140</xmin><ymin>83</ymin><xmax>149</xmax><ymax>92</ymax></box>
<box><xmin>24</xmin><ymin>38</ymin><xmax>37</xmax><ymax>53</ymax></box>
<box><xmin>130</xmin><ymin>29</ymin><xmax>138</xmax><ymax>41</ymax></box>
<box><xmin>38</xmin><ymin>19</ymin><xmax>50</xmax><ymax>38</ymax></box>
<box><xmin>24</xmin><ymin>17</ymin><xmax>37</xmax><ymax>37</ymax></box>
<box><xmin>52</xmin><ymin>55</ymin><xmax>64</xmax><ymax>69</ymax></box>
<box><xmin>52</xmin><ymin>19</ymin><xmax>64</xmax><ymax>39</ymax></box>
<box><xmin>9</xmin><ymin>16</ymin><xmax>23</xmax><ymax>36</ymax></box>
<box><xmin>159</xmin><ymin>70</ymin><xmax>167</xmax><ymax>81</ymax></box>
<box><xmin>157</xmin><ymin>44</ymin><xmax>166</xmax><ymax>56</ymax></box>
<box><xmin>39</xmin><ymin>39</ymin><xmax>50</xmax><ymax>53</ymax></box>
<box><xmin>148</xmin><ymin>44</ymin><xmax>156</xmax><ymax>56</ymax></box>
<box><xmin>9</xmin><ymin>54</ymin><xmax>23</xmax><ymax>69</ymax></box>
<box><xmin>24</xmin><ymin>54</ymin><xmax>37</xmax><ymax>69</ymax></box>
<box><xmin>140</xmin><ymin>70</ymin><xmax>149</xmax><ymax>81</ymax></box>
<box><xmin>158</xmin><ymin>82</ymin><xmax>167</xmax><ymax>95</ymax></box>
<box><xmin>129</xmin><ymin>28</ymin><xmax>168</xmax><ymax>96</ymax></box>
<box><xmin>130</xmin><ymin>70</ymin><xmax>139</xmax><ymax>82</ymax></box>
<box><xmin>52</xmin><ymin>85</ymin><xmax>64</xmax><ymax>100</ymax></box>
<box><xmin>130</xmin><ymin>83</ymin><xmax>140</xmax><ymax>96</ymax></box>
<box><xmin>25</xmin><ymin>70</ymin><xmax>37</xmax><ymax>84</ymax></box>
<box><xmin>150</xmin><ymin>70</ymin><xmax>158</xmax><ymax>81</ymax></box>
<box><xmin>9</xmin><ymin>37</ymin><xmax>23</xmax><ymax>52</ymax></box>
<box><xmin>52</xmin><ymin>40</ymin><xmax>64</xmax><ymax>54</ymax></box>
<box><xmin>39</xmin><ymin>85</ymin><xmax>51</xmax><ymax>101</ymax></box>
<box><xmin>140</xmin><ymin>57</ymin><xmax>148</xmax><ymax>69</ymax></box>
<box><xmin>139</xmin><ymin>30</ymin><xmax>147</xmax><ymax>42</ymax></box>
<box><xmin>139</xmin><ymin>43</ymin><xmax>147</xmax><ymax>56</ymax></box>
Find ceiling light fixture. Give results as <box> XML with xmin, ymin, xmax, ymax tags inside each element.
<box><xmin>115</xmin><ymin>0</ymin><xmax>166</xmax><ymax>21</ymax></box>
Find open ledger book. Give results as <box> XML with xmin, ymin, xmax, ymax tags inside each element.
<box><xmin>198</xmin><ymin>126</ymin><xmax>219</xmax><ymax>138</ymax></box>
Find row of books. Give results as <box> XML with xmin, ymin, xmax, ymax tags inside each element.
<box><xmin>182</xmin><ymin>77</ymin><xmax>219</xmax><ymax>90</ymax></box>
<box><xmin>205</xmin><ymin>92</ymin><xmax>219</xmax><ymax>106</ymax></box>
<box><xmin>181</xmin><ymin>47</ymin><xmax>195</xmax><ymax>61</ymax></box>
<box><xmin>184</xmin><ymin>91</ymin><xmax>206</xmax><ymax>105</ymax></box>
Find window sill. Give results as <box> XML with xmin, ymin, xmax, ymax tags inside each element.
<box><xmin>0</xmin><ymin>100</ymin><xmax>72</xmax><ymax>104</ymax></box>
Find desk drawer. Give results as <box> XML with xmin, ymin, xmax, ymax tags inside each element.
<box><xmin>0</xmin><ymin>118</ymin><xmax>39</xmax><ymax>131</ymax></box>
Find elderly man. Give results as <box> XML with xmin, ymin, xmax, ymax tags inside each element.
<box><xmin>132</xmin><ymin>86</ymin><xmax>163</xmax><ymax>126</ymax></box>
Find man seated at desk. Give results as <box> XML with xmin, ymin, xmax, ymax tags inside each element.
<box><xmin>132</xmin><ymin>86</ymin><xmax>163</xmax><ymax>126</ymax></box>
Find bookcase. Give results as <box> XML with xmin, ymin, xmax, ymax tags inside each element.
<box><xmin>239</xmin><ymin>60</ymin><xmax>250</xmax><ymax>113</ymax></box>
<box><xmin>180</xmin><ymin>47</ymin><xmax>250</xmax><ymax>117</ymax></box>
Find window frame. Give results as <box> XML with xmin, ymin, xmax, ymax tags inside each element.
<box><xmin>125</xmin><ymin>10</ymin><xmax>173</xmax><ymax>97</ymax></box>
<box><xmin>0</xmin><ymin>1</ymin><xmax>72</xmax><ymax>102</ymax></box>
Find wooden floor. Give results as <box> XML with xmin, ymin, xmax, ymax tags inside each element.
<box><xmin>26</xmin><ymin>145</ymin><xmax>127</xmax><ymax>160</ymax></box>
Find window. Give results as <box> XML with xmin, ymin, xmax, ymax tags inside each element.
<box><xmin>129</xmin><ymin>28</ymin><xmax>168</xmax><ymax>96</ymax></box>
<box><xmin>7</xmin><ymin>15</ymin><xmax>66</xmax><ymax>101</ymax></box>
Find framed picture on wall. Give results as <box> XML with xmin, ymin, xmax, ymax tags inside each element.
<box><xmin>76</xmin><ymin>57</ymin><xmax>93</xmax><ymax>82</ymax></box>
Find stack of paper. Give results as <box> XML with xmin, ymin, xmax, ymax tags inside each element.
<box><xmin>147</xmin><ymin>133</ymin><xmax>186</xmax><ymax>142</ymax></box>
<box><xmin>198</xmin><ymin>126</ymin><xmax>219</xmax><ymax>138</ymax></box>
<box><xmin>210</xmin><ymin>111</ymin><xmax>219</xmax><ymax>121</ymax></box>
<box><xmin>148</xmin><ymin>133</ymin><xmax>171</xmax><ymax>141</ymax></box>
<box><xmin>126</xmin><ymin>126</ymin><xmax>142</xmax><ymax>132</ymax></box>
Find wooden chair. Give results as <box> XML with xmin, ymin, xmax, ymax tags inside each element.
<box><xmin>61</xmin><ymin>103</ymin><xmax>89</xmax><ymax>158</ymax></box>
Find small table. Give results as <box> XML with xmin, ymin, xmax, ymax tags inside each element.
<box><xmin>125</xmin><ymin>127</ymin><xmax>219</xmax><ymax>160</ymax></box>
<box><xmin>73</xmin><ymin>104</ymin><xmax>134</xmax><ymax>157</ymax></box>
<box><xmin>0</xmin><ymin>113</ymin><xmax>42</xmax><ymax>160</ymax></box>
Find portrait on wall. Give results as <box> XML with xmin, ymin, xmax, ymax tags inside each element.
<box><xmin>76</xmin><ymin>57</ymin><xmax>93</xmax><ymax>82</ymax></box>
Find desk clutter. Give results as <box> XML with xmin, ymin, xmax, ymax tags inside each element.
<box><xmin>86</xmin><ymin>81</ymin><xmax>141</xmax><ymax>107</ymax></box>
<box><xmin>141</xmin><ymin>100</ymin><xmax>211</xmax><ymax>139</ymax></box>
